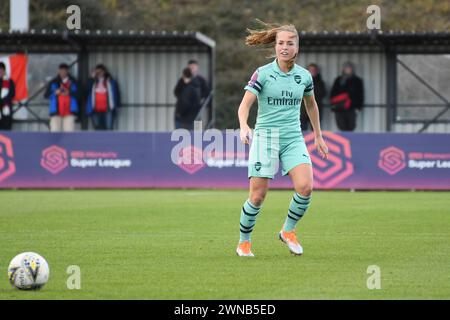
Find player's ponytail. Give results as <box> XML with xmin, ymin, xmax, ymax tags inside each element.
<box><xmin>245</xmin><ymin>19</ymin><xmax>299</xmax><ymax>70</ymax></box>
<box><xmin>245</xmin><ymin>20</ymin><xmax>281</xmax><ymax>46</ymax></box>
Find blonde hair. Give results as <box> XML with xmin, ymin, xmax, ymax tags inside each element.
<box><xmin>245</xmin><ymin>19</ymin><xmax>299</xmax><ymax>70</ymax></box>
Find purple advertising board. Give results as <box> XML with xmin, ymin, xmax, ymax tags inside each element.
<box><xmin>0</xmin><ymin>131</ymin><xmax>449</xmax><ymax>190</ymax></box>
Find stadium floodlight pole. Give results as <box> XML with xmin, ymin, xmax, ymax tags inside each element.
<box><xmin>368</xmin><ymin>30</ymin><xmax>397</xmax><ymax>132</ymax></box>
<box><xmin>195</xmin><ymin>32</ymin><xmax>216</xmax><ymax>128</ymax></box>
<box><xmin>10</xmin><ymin>0</ymin><xmax>29</xmax><ymax>32</ymax></box>
<box><xmin>210</xmin><ymin>45</ymin><xmax>216</xmax><ymax>128</ymax></box>
<box><xmin>385</xmin><ymin>49</ymin><xmax>397</xmax><ymax>132</ymax></box>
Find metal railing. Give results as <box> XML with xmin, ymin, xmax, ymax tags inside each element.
<box><xmin>396</xmin><ymin>58</ymin><xmax>450</xmax><ymax>132</ymax></box>
<box><xmin>12</xmin><ymin>102</ymin><xmax>449</xmax><ymax>132</ymax></box>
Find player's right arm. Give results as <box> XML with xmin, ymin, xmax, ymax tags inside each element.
<box><xmin>239</xmin><ymin>68</ymin><xmax>265</xmax><ymax>144</ymax></box>
<box><xmin>238</xmin><ymin>91</ymin><xmax>257</xmax><ymax>144</ymax></box>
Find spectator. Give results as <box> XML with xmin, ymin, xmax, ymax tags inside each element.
<box><xmin>86</xmin><ymin>64</ymin><xmax>120</xmax><ymax>130</ymax></box>
<box><xmin>0</xmin><ymin>62</ymin><xmax>15</xmax><ymax>130</ymax></box>
<box><xmin>300</xmin><ymin>63</ymin><xmax>326</xmax><ymax>131</ymax></box>
<box><xmin>174</xmin><ymin>68</ymin><xmax>201</xmax><ymax>130</ymax></box>
<box><xmin>174</xmin><ymin>59</ymin><xmax>210</xmax><ymax>119</ymax></box>
<box><xmin>329</xmin><ymin>61</ymin><xmax>364</xmax><ymax>131</ymax></box>
<box><xmin>188</xmin><ymin>59</ymin><xmax>209</xmax><ymax>101</ymax></box>
<box><xmin>44</xmin><ymin>63</ymin><xmax>79</xmax><ymax>132</ymax></box>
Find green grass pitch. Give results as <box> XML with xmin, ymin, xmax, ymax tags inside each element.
<box><xmin>0</xmin><ymin>190</ymin><xmax>449</xmax><ymax>299</ymax></box>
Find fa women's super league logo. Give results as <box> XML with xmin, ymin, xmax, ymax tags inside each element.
<box><xmin>40</xmin><ymin>145</ymin><xmax>69</xmax><ymax>175</ymax></box>
<box><xmin>304</xmin><ymin>132</ymin><xmax>354</xmax><ymax>188</ymax></box>
<box><xmin>378</xmin><ymin>146</ymin><xmax>406</xmax><ymax>175</ymax></box>
<box><xmin>0</xmin><ymin>134</ymin><xmax>16</xmax><ymax>183</ymax></box>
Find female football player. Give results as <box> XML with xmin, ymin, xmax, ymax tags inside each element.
<box><xmin>236</xmin><ymin>21</ymin><xmax>329</xmax><ymax>256</ymax></box>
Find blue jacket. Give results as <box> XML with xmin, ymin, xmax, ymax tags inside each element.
<box><xmin>86</xmin><ymin>77</ymin><xmax>120</xmax><ymax>115</ymax></box>
<box><xmin>44</xmin><ymin>76</ymin><xmax>79</xmax><ymax>116</ymax></box>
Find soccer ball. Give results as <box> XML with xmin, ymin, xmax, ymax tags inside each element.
<box><xmin>8</xmin><ymin>252</ymin><xmax>50</xmax><ymax>290</ymax></box>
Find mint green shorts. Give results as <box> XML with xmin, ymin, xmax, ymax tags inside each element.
<box><xmin>248</xmin><ymin>130</ymin><xmax>312</xmax><ymax>179</ymax></box>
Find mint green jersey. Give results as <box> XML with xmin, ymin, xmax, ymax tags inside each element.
<box><xmin>245</xmin><ymin>59</ymin><xmax>314</xmax><ymax>139</ymax></box>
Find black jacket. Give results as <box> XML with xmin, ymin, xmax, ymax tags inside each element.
<box><xmin>300</xmin><ymin>73</ymin><xmax>326</xmax><ymax>126</ymax></box>
<box><xmin>175</xmin><ymin>81</ymin><xmax>201</xmax><ymax>123</ymax></box>
<box><xmin>330</xmin><ymin>74</ymin><xmax>364</xmax><ymax>111</ymax></box>
<box><xmin>174</xmin><ymin>78</ymin><xmax>186</xmax><ymax>100</ymax></box>
<box><xmin>0</xmin><ymin>78</ymin><xmax>15</xmax><ymax>109</ymax></box>
<box><xmin>192</xmin><ymin>75</ymin><xmax>209</xmax><ymax>100</ymax></box>
<box><xmin>313</xmin><ymin>73</ymin><xmax>326</xmax><ymax>109</ymax></box>
<box><xmin>174</xmin><ymin>75</ymin><xmax>209</xmax><ymax>101</ymax></box>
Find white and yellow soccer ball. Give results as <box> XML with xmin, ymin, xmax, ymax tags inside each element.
<box><xmin>8</xmin><ymin>252</ymin><xmax>50</xmax><ymax>290</ymax></box>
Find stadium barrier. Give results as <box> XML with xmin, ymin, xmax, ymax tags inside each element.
<box><xmin>0</xmin><ymin>131</ymin><xmax>449</xmax><ymax>190</ymax></box>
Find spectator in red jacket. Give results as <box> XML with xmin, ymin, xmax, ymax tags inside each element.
<box><xmin>86</xmin><ymin>64</ymin><xmax>121</xmax><ymax>130</ymax></box>
<box><xmin>0</xmin><ymin>62</ymin><xmax>16</xmax><ymax>130</ymax></box>
<box><xmin>330</xmin><ymin>62</ymin><xmax>364</xmax><ymax>131</ymax></box>
<box><xmin>44</xmin><ymin>63</ymin><xmax>80</xmax><ymax>132</ymax></box>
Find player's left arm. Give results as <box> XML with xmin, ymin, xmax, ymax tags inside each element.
<box><xmin>303</xmin><ymin>94</ymin><xmax>328</xmax><ymax>159</ymax></box>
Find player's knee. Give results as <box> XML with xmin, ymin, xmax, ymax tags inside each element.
<box><xmin>249</xmin><ymin>192</ymin><xmax>266</xmax><ymax>207</ymax></box>
<box><xmin>295</xmin><ymin>183</ymin><xmax>313</xmax><ymax>197</ymax></box>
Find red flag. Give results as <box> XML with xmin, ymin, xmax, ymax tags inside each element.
<box><xmin>0</xmin><ymin>54</ymin><xmax>28</xmax><ymax>102</ymax></box>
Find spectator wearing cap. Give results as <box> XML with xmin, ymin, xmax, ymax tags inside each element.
<box><xmin>329</xmin><ymin>61</ymin><xmax>364</xmax><ymax>131</ymax></box>
<box><xmin>86</xmin><ymin>64</ymin><xmax>120</xmax><ymax>130</ymax></box>
<box><xmin>0</xmin><ymin>62</ymin><xmax>15</xmax><ymax>130</ymax></box>
<box><xmin>44</xmin><ymin>63</ymin><xmax>79</xmax><ymax>132</ymax></box>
